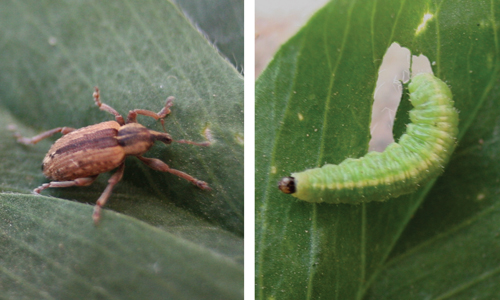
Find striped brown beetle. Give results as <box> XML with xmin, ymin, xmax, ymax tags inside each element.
<box><xmin>14</xmin><ymin>87</ymin><xmax>210</xmax><ymax>224</ymax></box>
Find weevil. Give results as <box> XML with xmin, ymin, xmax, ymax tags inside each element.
<box><xmin>13</xmin><ymin>87</ymin><xmax>210</xmax><ymax>224</ymax></box>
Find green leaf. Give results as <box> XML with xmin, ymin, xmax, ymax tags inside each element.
<box><xmin>174</xmin><ymin>0</ymin><xmax>244</xmax><ymax>73</ymax></box>
<box><xmin>0</xmin><ymin>193</ymin><xmax>242</xmax><ymax>299</ymax></box>
<box><xmin>0</xmin><ymin>0</ymin><xmax>242</xmax><ymax>298</ymax></box>
<box><xmin>256</xmin><ymin>0</ymin><xmax>500</xmax><ymax>299</ymax></box>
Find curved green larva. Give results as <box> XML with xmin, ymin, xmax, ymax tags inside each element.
<box><xmin>278</xmin><ymin>73</ymin><xmax>459</xmax><ymax>204</ymax></box>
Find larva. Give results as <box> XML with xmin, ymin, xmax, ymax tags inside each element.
<box><xmin>278</xmin><ymin>73</ymin><xmax>459</xmax><ymax>203</ymax></box>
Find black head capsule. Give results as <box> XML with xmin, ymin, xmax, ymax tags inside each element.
<box><xmin>278</xmin><ymin>177</ymin><xmax>296</xmax><ymax>194</ymax></box>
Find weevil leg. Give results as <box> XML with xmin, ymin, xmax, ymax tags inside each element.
<box><xmin>126</xmin><ymin>96</ymin><xmax>175</xmax><ymax>126</ymax></box>
<box><xmin>137</xmin><ymin>155</ymin><xmax>210</xmax><ymax>190</ymax></box>
<box><xmin>92</xmin><ymin>163</ymin><xmax>125</xmax><ymax>225</ymax></box>
<box><xmin>12</xmin><ymin>127</ymin><xmax>75</xmax><ymax>145</ymax></box>
<box><xmin>93</xmin><ymin>87</ymin><xmax>125</xmax><ymax>125</ymax></box>
<box><xmin>33</xmin><ymin>176</ymin><xmax>97</xmax><ymax>194</ymax></box>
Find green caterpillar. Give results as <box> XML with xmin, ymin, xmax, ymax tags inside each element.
<box><xmin>278</xmin><ymin>73</ymin><xmax>459</xmax><ymax>203</ymax></box>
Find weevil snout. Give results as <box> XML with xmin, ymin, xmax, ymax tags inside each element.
<box><xmin>150</xmin><ymin>131</ymin><xmax>173</xmax><ymax>145</ymax></box>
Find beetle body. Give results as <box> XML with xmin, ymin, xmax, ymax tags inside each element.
<box><xmin>42</xmin><ymin>121</ymin><xmax>172</xmax><ymax>181</ymax></box>
<box><xmin>43</xmin><ymin>121</ymin><xmax>123</xmax><ymax>180</ymax></box>
<box><xmin>14</xmin><ymin>88</ymin><xmax>209</xmax><ymax>224</ymax></box>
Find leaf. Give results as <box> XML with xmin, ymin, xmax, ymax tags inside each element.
<box><xmin>0</xmin><ymin>193</ymin><xmax>242</xmax><ymax>299</ymax></box>
<box><xmin>175</xmin><ymin>0</ymin><xmax>244</xmax><ymax>73</ymax></box>
<box><xmin>0</xmin><ymin>0</ymin><xmax>243</xmax><ymax>298</ymax></box>
<box><xmin>256</xmin><ymin>0</ymin><xmax>500</xmax><ymax>299</ymax></box>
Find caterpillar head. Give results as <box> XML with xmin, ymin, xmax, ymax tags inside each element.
<box><xmin>278</xmin><ymin>177</ymin><xmax>296</xmax><ymax>194</ymax></box>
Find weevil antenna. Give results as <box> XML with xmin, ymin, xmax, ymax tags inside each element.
<box><xmin>160</xmin><ymin>119</ymin><xmax>167</xmax><ymax>132</ymax></box>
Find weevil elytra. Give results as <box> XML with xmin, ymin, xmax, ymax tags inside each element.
<box><xmin>13</xmin><ymin>87</ymin><xmax>210</xmax><ymax>224</ymax></box>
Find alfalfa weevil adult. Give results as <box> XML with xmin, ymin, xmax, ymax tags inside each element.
<box><xmin>13</xmin><ymin>87</ymin><xmax>210</xmax><ymax>224</ymax></box>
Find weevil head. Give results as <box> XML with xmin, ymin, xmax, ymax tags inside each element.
<box><xmin>117</xmin><ymin>123</ymin><xmax>173</xmax><ymax>156</ymax></box>
<box><xmin>149</xmin><ymin>130</ymin><xmax>173</xmax><ymax>145</ymax></box>
<box><xmin>117</xmin><ymin>123</ymin><xmax>154</xmax><ymax>155</ymax></box>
